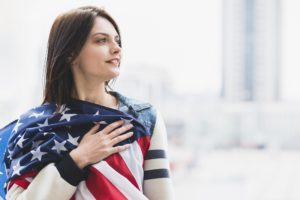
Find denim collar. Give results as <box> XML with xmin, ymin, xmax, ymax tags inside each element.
<box><xmin>109</xmin><ymin>91</ymin><xmax>152</xmax><ymax>113</ymax></box>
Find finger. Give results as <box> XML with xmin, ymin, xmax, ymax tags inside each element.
<box><xmin>99</xmin><ymin>120</ymin><xmax>124</xmax><ymax>135</ymax></box>
<box><xmin>108</xmin><ymin>123</ymin><xmax>134</xmax><ymax>139</ymax></box>
<box><xmin>110</xmin><ymin>132</ymin><xmax>134</xmax><ymax>146</ymax></box>
<box><xmin>87</xmin><ymin>123</ymin><xmax>100</xmax><ymax>135</ymax></box>
<box><xmin>110</xmin><ymin>144</ymin><xmax>131</xmax><ymax>154</ymax></box>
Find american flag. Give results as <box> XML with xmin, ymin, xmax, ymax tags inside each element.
<box><xmin>0</xmin><ymin>99</ymin><xmax>150</xmax><ymax>199</ymax></box>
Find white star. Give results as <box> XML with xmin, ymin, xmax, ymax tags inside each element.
<box><xmin>51</xmin><ymin>140</ymin><xmax>67</xmax><ymax>154</ymax></box>
<box><xmin>29</xmin><ymin>111</ymin><xmax>44</xmax><ymax>118</ymax></box>
<box><xmin>12</xmin><ymin>120</ymin><xmax>23</xmax><ymax>133</ymax></box>
<box><xmin>32</xmin><ymin>140</ymin><xmax>43</xmax><ymax>149</ymax></box>
<box><xmin>37</xmin><ymin>118</ymin><xmax>52</xmax><ymax>132</ymax></box>
<box><xmin>67</xmin><ymin>133</ymin><xmax>79</xmax><ymax>146</ymax></box>
<box><xmin>58</xmin><ymin>104</ymin><xmax>70</xmax><ymax>114</ymax></box>
<box><xmin>59</xmin><ymin>113</ymin><xmax>77</xmax><ymax>122</ymax></box>
<box><xmin>37</xmin><ymin>118</ymin><xmax>49</xmax><ymax>129</ymax></box>
<box><xmin>43</xmin><ymin>131</ymin><xmax>55</xmax><ymax>136</ymax></box>
<box><xmin>93</xmin><ymin>110</ymin><xmax>100</xmax><ymax>116</ymax></box>
<box><xmin>120</xmin><ymin>118</ymin><xmax>133</xmax><ymax>126</ymax></box>
<box><xmin>16</xmin><ymin>134</ymin><xmax>27</xmax><ymax>148</ymax></box>
<box><xmin>31</xmin><ymin>146</ymin><xmax>47</xmax><ymax>161</ymax></box>
<box><xmin>12</xmin><ymin>160</ymin><xmax>24</xmax><ymax>176</ymax></box>
<box><xmin>7</xmin><ymin>148</ymin><xmax>13</xmax><ymax>160</ymax></box>
<box><xmin>93</xmin><ymin>121</ymin><xmax>108</xmax><ymax>125</ymax></box>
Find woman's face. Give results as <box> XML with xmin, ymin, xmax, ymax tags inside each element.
<box><xmin>71</xmin><ymin>16</ymin><xmax>122</xmax><ymax>82</ymax></box>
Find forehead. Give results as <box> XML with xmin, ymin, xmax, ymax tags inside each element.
<box><xmin>90</xmin><ymin>17</ymin><xmax>118</xmax><ymax>36</ymax></box>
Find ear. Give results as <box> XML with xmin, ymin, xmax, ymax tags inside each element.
<box><xmin>67</xmin><ymin>52</ymin><xmax>75</xmax><ymax>64</ymax></box>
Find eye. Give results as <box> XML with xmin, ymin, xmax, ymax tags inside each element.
<box><xmin>96</xmin><ymin>38</ymin><xmax>107</xmax><ymax>43</ymax></box>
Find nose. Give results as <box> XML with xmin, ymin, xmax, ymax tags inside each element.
<box><xmin>110</xmin><ymin>41</ymin><xmax>121</xmax><ymax>55</ymax></box>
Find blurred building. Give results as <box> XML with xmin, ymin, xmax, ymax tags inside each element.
<box><xmin>222</xmin><ymin>0</ymin><xmax>281</xmax><ymax>101</ymax></box>
<box><xmin>115</xmin><ymin>63</ymin><xmax>300</xmax><ymax>150</ymax></box>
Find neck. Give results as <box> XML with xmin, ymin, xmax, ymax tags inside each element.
<box><xmin>71</xmin><ymin>81</ymin><xmax>118</xmax><ymax>109</ymax></box>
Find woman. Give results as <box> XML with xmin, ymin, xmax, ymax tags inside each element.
<box><xmin>0</xmin><ymin>6</ymin><xmax>173</xmax><ymax>200</ymax></box>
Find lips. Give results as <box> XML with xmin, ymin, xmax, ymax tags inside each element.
<box><xmin>106</xmin><ymin>58</ymin><xmax>120</xmax><ymax>66</ymax></box>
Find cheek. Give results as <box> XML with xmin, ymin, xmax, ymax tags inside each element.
<box><xmin>79</xmin><ymin>46</ymin><xmax>106</xmax><ymax>66</ymax></box>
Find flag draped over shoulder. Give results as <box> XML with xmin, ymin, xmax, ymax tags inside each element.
<box><xmin>0</xmin><ymin>98</ymin><xmax>151</xmax><ymax>200</ymax></box>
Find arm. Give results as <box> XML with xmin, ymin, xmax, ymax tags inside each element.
<box><xmin>6</xmin><ymin>154</ymin><xmax>88</xmax><ymax>200</ymax></box>
<box><xmin>143</xmin><ymin>110</ymin><xmax>174</xmax><ymax>200</ymax></box>
<box><xmin>6</xmin><ymin>119</ymin><xmax>133</xmax><ymax>200</ymax></box>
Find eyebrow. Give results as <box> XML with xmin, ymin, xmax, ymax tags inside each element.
<box><xmin>92</xmin><ymin>32</ymin><xmax>119</xmax><ymax>38</ymax></box>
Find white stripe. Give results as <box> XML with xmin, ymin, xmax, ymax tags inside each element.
<box><xmin>119</xmin><ymin>141</ymin><xmax>144</xmax><ymax>191</ymax></box>
<box><xmin>75</xmin><ymin>181</ymin><xmax>96</xmax><ymax>200</ymax></box>
<box><xmin>92</xmin><ymin>161</ymin><xmax>149</xmax><ymax>200</ymax></box>
<box><xmin>6</xmin><ymin>183</ymin><xmax>25</xmax><ymax>199</ymax></box>
<box><xmin>25</xmin><ymin>177</ymin><xmax>33</xmax><ymax>182</ymax></box>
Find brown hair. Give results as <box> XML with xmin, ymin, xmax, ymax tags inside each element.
<box><xmin>42</xmin><ymin>6</ymin><xmax>121</xmax><ymax>111</ymax></box>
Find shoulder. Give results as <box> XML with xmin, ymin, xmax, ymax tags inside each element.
<box><xmin>0</xmin><ymin>103</ymin><xmax>56</xmax><ymax>132</ymax></box>
<box><xmin>18</xmin><ymin>103</ymin><xmax>56</xmax><ymax>123</ymax></box>
<box><xmin>126</xmin><ymin>98</ymin><xmax>166</xmax><ymax>141</ymax></box>
<box><xmin>113</xmin><ymin>91</ymin><xmax>158</xmax><ymax>136</ymax></box>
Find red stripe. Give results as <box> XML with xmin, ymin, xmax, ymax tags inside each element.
<box><xmin>86</xmin><ymin>167</ymin><xmax>128</xmax><ymax>200</ymax></box>
<box><xmin>136</xmin><ymin>136</ymin><xmax>150</xmax><ymax>161</ymax></box>
<box><xmin>8</xmin><ymin>170</ymin><xmax>38</xmax><ymax>190</ymax></box>
<box><xmin>69</xmin><ymin>195</ymin><xmax>76</xmax><ymax>200</ymax></box>
<box><xmin>105</xmin><ymin>153</ymin><xmax>139</xmax><ymax>189</ymax></box>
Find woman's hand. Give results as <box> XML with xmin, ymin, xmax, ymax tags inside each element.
<box><xmin>70</xmin><ymin>119</ymin><xmax>134</xmax><ymax>169</ymax></box>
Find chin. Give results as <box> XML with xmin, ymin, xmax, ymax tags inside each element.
<box><xmin>107</xmin><ymin>72</ymin><xmax>120</xmax><ymax>80</ymax></box>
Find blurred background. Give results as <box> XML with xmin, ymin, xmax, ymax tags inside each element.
<box><xmin>1</xmin><ymin>0</ymin><xmax>300</xmax><ymax>199</ymax></box>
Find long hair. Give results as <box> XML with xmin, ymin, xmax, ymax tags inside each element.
<box><xmin>42</xmin><ymin>6</ymin><xmax>121</xmax><ymax>112</ymax></box>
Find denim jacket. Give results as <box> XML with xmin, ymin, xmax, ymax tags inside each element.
<box><xmin>110</xmin><ymin>91</ymin><xmax>157</xmax><ymax>138</ymax></box>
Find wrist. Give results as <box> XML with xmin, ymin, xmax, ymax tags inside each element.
<box><xmin>55</xmin><ymin>152</ymin><xmax>89</xmax><ymax>186</ymax></box>
<box><xmin>70</xmin><ymin>149</ymin><xmax>88</xmax><ymax>169</ymax></box>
